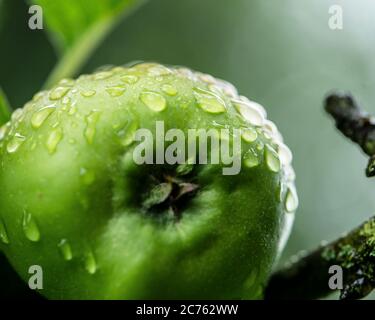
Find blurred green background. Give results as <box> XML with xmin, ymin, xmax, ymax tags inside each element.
<box><xmin>1</xmin><ymin>0</ymin><xmax>375</xmax><ymax>299</ymax></box>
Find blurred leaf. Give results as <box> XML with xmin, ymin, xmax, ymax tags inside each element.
<box><xmin>0</xmin><ymin>0</ymin><xmax>9</xmax><ymax>33</ymax></box>
<box><xmin>0</xmin><ymin>0</ymin><xmax>55</xmax><ymax>108</ymax></box>
<box><xmin>0</xmin><ymin>0</ymin><xmax>4</xmax><ymax>30</ymax></box>
<box><xmin>0</xmin><ymin>87</ymin><xmax>11</xmax><ymax>125</ymax></box>
<box><xmin>33</xmin><ymin>0</ymin><xmax>145</xmax><ymax>54</ymax></box>
<box><xmin>31</xmin><ymin>0</ymin><xmax>148</xmax><ymax>87</ymax></box>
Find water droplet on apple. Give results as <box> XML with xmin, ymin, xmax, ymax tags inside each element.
<box><xmin>285</xmin><ymin>186</ymin><xmax>298</xmax><ymax>212</ymax></box>
<box><xmin>32</xmin><ymin>91</ymin><xmax>45</xmax><ymax>102</ymax></box>
<box><xmin>84</xmin><ymin>110</ymin><xmax>101</xmax><ymax>144</ymax></box>
<box><xmin>239</xmin><ymin>95</ymin><xmax>267</xmax><ymax>117</ymax></box>
<box><xmin>58</xmin><ymin>239</ymin><xmax>73</xmax><ymax>261</ymax></box>
<box><xmin>11</xmin><ymin>108</ymin><xmax>25</xmax><ymax>122</ymax></box>
<box><xmin>80</xmin><ymin>89</ymin><xmax>96</xmax><ymax>98</ymax></box>
<box><xmin>58</xmin><ymin>78</ymin><xmax>75</xmax><ymax>87</ymax></box>
<box><xmin>31</xmin><ymin>105</ymin><xmax>56</xmax><ymax>128</ymax></box>
<box><xmin>119</xmin><ymin>121</ymin><xmax>138</xmax><ymax>147</ymax></box>
<box><xmin>256</xmin><ymin>141</ymin><xmax>264</xmax><ymax>151</ymax></box>
<box><xmin>264</xmin><ymin>120</ymin><xmax>283</xmax><ymax>142</ymax></box>
<box><xmin>84</xmin><ymin>249</ymin><xmax>97</xmax><ymax>275</ymax></box>
<box><xmin>68</xmin><ymin>105</ymin><xmax>77</xmax><ymax>115</ymax></box>
<box><xmin>112</xmin><ymin>66</ymin><xmax>125</xmax><ymax>73</ymax></box>
<box><xmin>265</xmin><ymin>145</ymin><xmax>280</xmax><ymax>173</ymax></box>
<box><xmin>244</xmin><ymin>149</ymin><xmax>259</xmax><ymax>168</ymax></box>
<box><xmin>61</xmin><ymin>97</ymin><xmax>71</xmax><ymax>111</ymax></box>
<box><xmin>177</xmin><ymin>67</ymin><xmax>195</xmax><ymax>80</ymax></box>
<box><xmin>46</xmin><ymin>128</ymin><xmax>63</xmax><ymax>154</ymax></box>
<box><xmin>106</xmin><ymin>86</ymin><xmax>125</xmax><ymax>97</ymax></box>
<box><xmin>275</xmin><ymin>180</ymin><xmax>283</xmax><ymax>203</ymax></box>
<box><xmin>49</xmin><ymin>86</ymin><xmax>70</xmax><ymax>100</ymax></box>
<box><xmin>161</xmin><ymin>84</ymin><xmax>178</xmax><ymax>96</ymax></box>
<box><xmin>0</xmin><ymin>218</ymin><xmax>9</xmax><ymax>244</ymax></box>
<box><xmin>148</xmin><ymin>65</ymin><xmax>172</xmax><ymax>76</ymax></box>
<box><xmin>214</xmin><ymin>79</ymin><xmax>238</xmax><ymax>98</ymax></box>
<box><xmin>62</xmin><ymin>96</ymin><xmax>71</xmax><ymax>105</ymax></box>
<box><xmin>120</xmin><ymin>75</ymin><xmax>138</xmax><ymax>84</ymax></box>
<box><xmin>193</xmin><ymin>87</ymin><xmax>226</xmax><ymax>114</ymax></box>
<box><xmin>6</xmin><ymin>133</ymin><xmax>26</xmax><ymax>153</ymax></box>
<box><xmin>140</xmin><ymin>91</ymin><xmax>167</xmax><ymax>112</ymax></box>
<box><xmin>241</xmin><ymin>127</ymin><xmax>258</xmax><ymax>143</ymax></box>
<box><xmin>277</xmin><ymin>142</ymin><xmax>293</xmax><ymax>166</ymax></box>
<box><xmin>198</xmin><ymin>73</ymin><xmax>216</xmax><ymax>84</ymax></box>
<box><xmin>262</xmin><ymin>130</ymin><xmax>272</xmax><ymax>140</ymax></box>
<box><xmin>22</xmin><ymin>211</ymin><xmax>40</xmax><ymax>242</ymax></box>
<box><xmin>232</xmin><ymin>98</ymin><xmax>265</xmax><ymax>126</ymax></box>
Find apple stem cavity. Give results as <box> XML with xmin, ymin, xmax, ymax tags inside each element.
<box><xmin>141</xmin><ymin>173</ymin><xmax>199</xmax><ymax>221</ymax></box>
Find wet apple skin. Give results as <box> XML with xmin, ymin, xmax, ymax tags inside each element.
<box><xmin>0</xmin><ymin>63</ymin><xmax>296</xmax><ymax>299</ymax></box>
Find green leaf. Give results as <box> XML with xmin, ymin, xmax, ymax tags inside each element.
<box><xmin>0</xmin><ymin>87</ymin><xmax>11</xmax><ymax>126</ymax></box>
<box><xmin>31</xmin><ymin>0</ymin><xmax>147</xmax><ymax>88</ymax></box>
<box><xmin>0</xmin><ymin>0</ymin><xmax>10</xmax><ymax>34</ymax></box>
<box><xmin>0</xmin><ymin>0</ymin><xmax>5</xmax><ymax>31</ymax></box>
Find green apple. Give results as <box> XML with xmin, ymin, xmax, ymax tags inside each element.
<box><xmin>0</xmin><ymin>63</ymin><xmax>297</xmax><ymax>299</ymax></box>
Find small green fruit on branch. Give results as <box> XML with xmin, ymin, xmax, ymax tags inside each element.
<box><xmin>265</xmin><ymin>216</ymin><xmax>375</xmax><ymax>300</ymax></box>
<box><xmin>265</xmin><ymin>91</ymin><xmax>375</xmax><ymax>300</ymax></box>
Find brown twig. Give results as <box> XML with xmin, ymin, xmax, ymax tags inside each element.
<box><xmin>325</xmin><ymin>92</ymin><xmax>375</xmax><ymax>176</ymax></box>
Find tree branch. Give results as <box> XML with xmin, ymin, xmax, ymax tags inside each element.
<box><xmin>265</xmin><ymin>216</ymin><xmax>375</xmax><ymax>300</ymax></box>
<box><xmin>265</xmin><ymin>92</ymin><xmax>375</xmax><ymax>300</ymax></box>
<box><xmin>325</xmin><ymin>92</ymin><xmax>375</xmax><ymax>176</ymax></box>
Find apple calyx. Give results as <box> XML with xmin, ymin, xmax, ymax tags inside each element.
<box><xmin>142</xmin><ymin>172</ymin><xmax>199</xmax><ymax>221</ymax></box>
